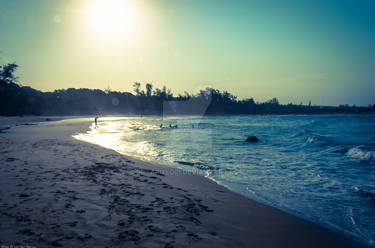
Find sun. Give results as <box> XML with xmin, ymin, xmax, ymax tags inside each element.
<box><xmin>87</xmin><ymin>0</ymin><xmax>138</xmax><ymax>39</ymax></box>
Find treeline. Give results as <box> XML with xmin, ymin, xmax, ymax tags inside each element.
<box><xmin>1</xmin><ymin>63</ymin><xmax>374</xmax><ymax>116</ymax></box>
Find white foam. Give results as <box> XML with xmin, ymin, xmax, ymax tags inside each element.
<box><xmin>347</xmin><ymin>147</ymin><xmax>375</xmax><ymax>162</ymax></box>
<box><xmin>307</xmin><ymin>137</ymin><xmax>315</xmax><ymax>143</ymax></box>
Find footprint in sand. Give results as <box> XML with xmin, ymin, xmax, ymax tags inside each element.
<box><xmin>187</xmin><ymin>233</ymin><xmax>202</xmax><ymax>241</ymax></box>
<box><xmin>164</xmin><ymin>242</ymin><xmax>175</xmax><ymax>248</ymax></box>
<box><xmin>118</xmin><ymin>229</ymin><xmax>141</xmax><ymax>242</ymax></box>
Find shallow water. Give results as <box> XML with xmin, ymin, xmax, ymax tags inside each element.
<box><xmin>73</xmin><ymin>115</ymin><xmax>375</xmax><ymax>246</ymax></box>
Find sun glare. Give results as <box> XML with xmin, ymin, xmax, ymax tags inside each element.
<box><xmin>87</xmin><ymin>0</ymin><xmax>138</xmax><ymax>39</ymax></box>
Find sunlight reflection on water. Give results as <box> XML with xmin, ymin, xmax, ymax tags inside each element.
<box><xmin>73</xmin><ymin>121</ymin><xmax>158</xmax><ymax>159</ymax></box>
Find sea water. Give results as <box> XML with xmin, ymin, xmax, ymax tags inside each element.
<box><xmin>73</xmin><ymin>115</ymin><xmax>375</xmax><ymax>246</ymax></box>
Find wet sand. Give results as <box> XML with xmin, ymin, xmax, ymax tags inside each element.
<box><xmin>0</xmin><ymin>117</ymin><xmax>370</xmax><ymax>247</ymax></box>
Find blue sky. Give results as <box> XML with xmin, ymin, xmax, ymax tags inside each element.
<box><xmin>0</xmin><ymin>0</ymin><xmax>375</xmax><ymax>105</ymax></box>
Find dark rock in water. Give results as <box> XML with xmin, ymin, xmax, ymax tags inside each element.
<box><xmin>245</xmin><ymin>136</ymin><xmax>259</xmax><ymax>143</ymax></box>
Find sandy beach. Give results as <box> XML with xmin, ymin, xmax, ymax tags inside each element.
<box><xmin>0</xmin><ymin>117</ymin><xmax>370</xmax><ymax>248</ymax></box>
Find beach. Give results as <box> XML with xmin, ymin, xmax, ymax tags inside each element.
<box><xmin>0</xmin><ymin>117</ymin><xmax>370</xmax><ymax>248</ymax></box>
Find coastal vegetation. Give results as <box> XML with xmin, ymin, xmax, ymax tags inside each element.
<box><xmin>1</xmin><ymin>63</ymin><xmax>374</xmax><ymax>116</ymax></box>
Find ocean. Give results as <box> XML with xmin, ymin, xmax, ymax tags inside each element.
<box><xmin>73</xmin><ymin>114</ymin><xmax>375</xmax><ymax>246</ymax></box>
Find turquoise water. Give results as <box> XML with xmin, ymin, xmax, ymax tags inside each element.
<box><xmin>74</xmin><ymin>115</ymin><xmax>375</xmax><ymax>246</ymax></box>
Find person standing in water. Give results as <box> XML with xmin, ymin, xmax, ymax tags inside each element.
<box><xmin>94</xmin><ymin>116</ymin><xmax>99</xmax><ymax>128</ymax></box>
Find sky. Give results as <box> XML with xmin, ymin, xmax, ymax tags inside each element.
<box><xmin>0</xmin><ymin>0</ymin><xmax>375</xmax><ymax>106</ymax></box>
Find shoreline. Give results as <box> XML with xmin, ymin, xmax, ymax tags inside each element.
<box><xmin>0</xmin><ymin>117</ymin><xmax>371</xmax><ymax>247</ymax></box>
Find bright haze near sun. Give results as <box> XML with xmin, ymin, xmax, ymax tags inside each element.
<box><xmin>85</xmin><ymin>0</ymin><xmax>138</xmax><ymax>40</ymax></box>
<box><xmin>0</xmin><ymin>0</ymin><xmax>375</xmax><ymax>106</ymax></box>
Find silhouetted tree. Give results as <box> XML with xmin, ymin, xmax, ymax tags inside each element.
<box><xmin>0</xmin><ymin>63</ymin><xmax>18</xmax><ymax>84</ymax></box>
<box><xmin>133</xmin><ymin>82</ymin><xmax>141</xmax><ymax>96</ymax></box>
<box><xmin>0</xmin><ymin>62</ymin><xmax>374</xmax><ymax>116</ymax></box>
<box><xmin>145</xmin><ymin>83</ymin><xmax>153</xmax><ymax>97</ymax></box>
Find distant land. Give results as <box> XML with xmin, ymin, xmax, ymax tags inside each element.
<box><xmin>1</xmin><ymin>63</ymin><xmax>374</xmax><ymax>116</ymax></box>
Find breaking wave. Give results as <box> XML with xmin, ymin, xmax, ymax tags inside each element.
<box><xmin>347</xmin><ymin>147</ymin><xmax>375</xmax><ymax>163</ymax></box>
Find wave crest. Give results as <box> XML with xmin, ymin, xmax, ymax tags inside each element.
<box><xmin>347</xmin><ymin>147</ymin><xmax>375</xmax><ymax>163</ymax></box>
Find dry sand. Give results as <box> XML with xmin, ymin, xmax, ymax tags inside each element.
<box><xmin>0</xmin><ymin>117</ymin><xmax>370</xmax><ymax>247</ymax></box>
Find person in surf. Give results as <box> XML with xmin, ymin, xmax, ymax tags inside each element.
<box><xmin>94</xmin><ymin>116</ymin><xmax>99</xmax><ymax>128</ymax></box>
